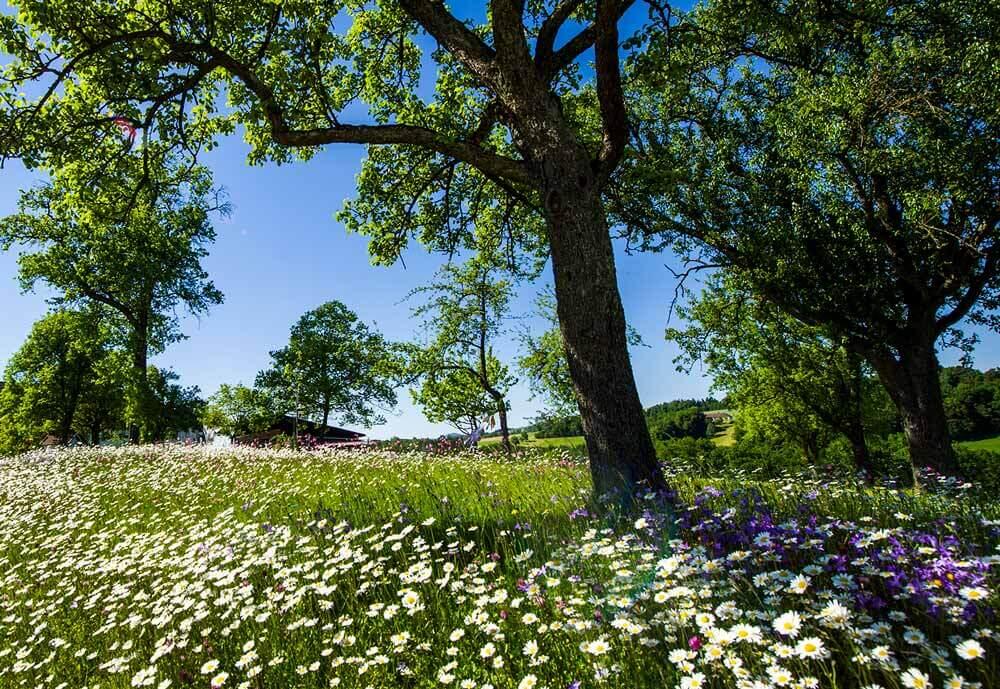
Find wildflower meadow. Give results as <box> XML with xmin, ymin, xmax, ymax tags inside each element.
<box><xmin>1</xmin><ymin>446</ymin><xmax>997</xmax><ymax>689</ymax></box>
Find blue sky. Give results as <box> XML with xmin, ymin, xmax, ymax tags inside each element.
<box><xmin>1</xmin><ymin>1</ymin><xmax>998</xmax><ymax>439</ymax></box>
<box><xmin>0</xmin><ymin>144</ymin><xmax>713</xmax><ymax>439</ymax></box>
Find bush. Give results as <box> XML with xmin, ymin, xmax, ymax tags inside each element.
<box><xmin>955</xmin><ymin>445</ymin><xmax>1000</xmax><ymax>494</ymax></box>
<box><xmin>656</xmin><ymin>436</ymin><xmax>819</xmax><ymax>479</ymax></box>
<box><xmin>534</xmin><ymin>414</ymin><xmax>583</xmax><ymax>438</ymax></box>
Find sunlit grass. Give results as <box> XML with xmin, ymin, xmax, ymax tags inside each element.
<box><xmin>1</xmin><ymin>445</ymin><xmax>997</xmax><ymax>689</ymax></box>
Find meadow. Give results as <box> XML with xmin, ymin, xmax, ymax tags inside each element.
<box><xmin>1</xmin><ymin>446</ymin><xmax>998</xmax><ymax>689</ymax></box>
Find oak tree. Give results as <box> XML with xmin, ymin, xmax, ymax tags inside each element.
<box><xmin>0</xmin><ymin>0</ymin><xmax>666</xmax><ymax>494</ymax></box>
<box><xmin>0</xmin><ymin>151</ymin><xmax>225</xmax><ymax>442</ymax></box>
<box><xmin>256</xmin><ymin>301</ymin><xmax>400</xmax><ymax>430</ymax></box>
<box><xmin>619</xmin><ymin>0</ymin><xmax>1000</xmax><ymax>477</ymax></box>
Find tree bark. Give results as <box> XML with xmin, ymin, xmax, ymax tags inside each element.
<box><xmin>530</xmin><ymin>141</ymin><xmax>666</xmax><ymax>497</ymax></box>
<box><xmin>495</xmin><ymin>396</ymin><xmax>511</xmax><ymax>454</ymax></box>
<box><xmin>870</xmin><ymin>342</ymin><xmax>959</xmax><ymax>483</ymax></box>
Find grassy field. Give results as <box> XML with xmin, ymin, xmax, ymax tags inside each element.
<box><xmin>481</xmin><ymin>431</ymin><xmax>586</xmax><ymax>450</ymax></box>
<box><xmin>710</xmin><ymin>421</ymin><xmax>737</xmax><ymax>447</ymax></box>
<box><xmin>960</xmin><ymin>435</ymin><xmax>1000</xmax><ymax>452</ymax></box>
<box><xmin>1</xmin><ymin>445</ymin><xmax>997</xmax><ymax>689</ymax></box>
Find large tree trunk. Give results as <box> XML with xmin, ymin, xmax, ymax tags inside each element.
<box><xmin>532</xmin><ymin>146</ymin><xmax>666</xmax><ymax>498</ymax></box>
<box><xmin>871</xmin><ymin>342</ymin><xmax>959</xmax><ymax>483</ymax></box>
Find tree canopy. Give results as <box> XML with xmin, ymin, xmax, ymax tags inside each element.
<box><xmin>618</xmin><ymin>0</ymin><xmax>1000</xmax><ymax>477</ymax></box>
<box><xmin>0</xmin><ymin>308</ymin><xmax>112</xmax><ymax>451</ymax></box>
<box><xmin>0</xmin><ymin>0</ymin><xmax>668</xmax><ymax>494</ymax></box>
<box><xmin>256</xmin><ymin>301</ymin><xmax>400</xmax><ymax>429</ymax></box>
<box><xmin>0</xmin><ymin>150</ymin><xmax>226</xmax><ymax>440</ymax></box>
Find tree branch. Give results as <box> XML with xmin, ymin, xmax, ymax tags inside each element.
<box><xmin>540</xmin><ymin>0</ymin><xmax>633</xmax><ymax>80</ymax></box>
<box><xmin>397</xmin><ymin>0</ymin><xmax>497</xmax><ymax>80</ymax></box>
<box><xmin>164</xmin><ymin>40</ymin><xmax>531</xmax><ymax>186</ymax></box>
<box><xmin>534</xmin><ymin>0</ymin><xmax>586</xmax><ymax>69</ymax></box>
<box><xmin>593</xmin><ymin>0</ymin><xmax>628</xmax><ymax>178</ymax></box>
<box><xmin>936</xmin><ymin>237</ymin><xmax>1000</xmax><ymax>334</ymax></box>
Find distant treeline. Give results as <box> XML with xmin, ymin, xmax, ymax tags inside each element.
<box><xmin>524</xmin><ymin>397</ymin><xmax>728</xmax><ymax>440</ymax></box>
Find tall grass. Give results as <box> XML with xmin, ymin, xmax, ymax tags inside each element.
<box><xmin>0</xmin><ymin>445</ymin><xmax>996</xmax><ymax>689</ymax></box>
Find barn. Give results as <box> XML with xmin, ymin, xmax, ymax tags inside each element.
<box><xmin>233</xmin><ymin>415</ymin><xmax>366</xmax><ymax>445</ymax></box>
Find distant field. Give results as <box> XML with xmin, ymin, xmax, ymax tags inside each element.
<box><xmin>481</xmin><ymin>432</ymin><xmax>586</xmax><ymax>449</ymax></box>
<box><xmin>959</xmin><ymin>435</ymin><xmax>1000</xmax><ymax>452</ymax></box>
<box><xmin>711</xmin><ymin>421</ymin><xmax>737</xmax><ymax>447</ymax></box>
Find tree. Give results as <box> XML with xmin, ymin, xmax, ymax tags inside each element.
<box><xmin>256</xmin><ymin>301</ymin><xmax>400</xmax><ymax>430</ymax></box>
<box><xmin>0</xmin><ymin>308</ymin><xmax>115</xmax><ymax>452</ymax></box>
<box><xmin>201</xmin><ymin>384</ymin><xmax>280</xmax><ymax>439</ymax></box>
<box><xmin>72</xmin><ymin>349</ymin><xmax>130</xmax><ymax>445</ymax></box>
<box><xmin>940</xmin><ymin>367</ymin><xmax>1000</xmax><ymax>440</ymax></box>
<box><xmin>667</xmin><ymin>274</ymin><xmax>888</xmax><ymax>477</ymax></box>
<box><xmin>0</xmin><ymin>152</ymin><xmax>226</xmax><ymax>442</ymax></box>
<box><xmin>409</xmin><ymin>260</ymin><xmax>517</xmax><ymax>452</ymax></box>
<box><xmin>646</xmin><ymin>406</ymin><xmax>708</xmax><ymax>442</ymax></box>
<box><xmin>143</xmin><ymin>367</ymin><xmax>205</xmax><ymax>442</ymax></box>
<box><xmin>619</xmin><ymin>0</ymin><xmax>1000</xmax><ymax>478</ymax></box>
<box><xmin>411</xmin><ymin>360</ymin><xmax>512</xmax><ymax>438</ymax></box>
<box><xmin>0</xmin><ymin>0</ymin><xmax>666</xmax><ymax>494</ymax></box>
<box><xmin>518</xmin><ymin>287</ymin><xmax>583</xmax><ymax>419</ymax></box>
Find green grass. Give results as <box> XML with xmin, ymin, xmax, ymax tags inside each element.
<box><xmin>710</xmin><ymin>421</ymin><xmax>737</xmax><ymax>447</ymax></box>
<box><xmin>1</xmin><ymin>445</ymin><xmax>997</xmax><ymax>689</ymax></box>
<box><xmin>481</xmin><ymin>431</ymin><xmax>586</xmax><ymax>449</ymax></box>
<box><xmin>959</xmin><ymin>434</ymin><xmax>1000</xmax><ymax>452</ymax></box>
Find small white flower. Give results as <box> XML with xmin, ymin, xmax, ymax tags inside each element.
<box><xmin>956</xmin><ymin>639</ymin><xmax>985</xmax><ymax>660</ymax></box>
<box><xmin>900</xmin><ymin>667</ymin><xmax>931</xmax><ymax>689</ymax></box>
<box><xmin>772</xmin><ymin>611</ymin><xmax>802</xmax><ymax>637</ymax></box>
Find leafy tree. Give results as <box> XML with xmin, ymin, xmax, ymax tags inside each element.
<box><xmin>0</xmin><ymin>0</ymin><xmax>667</xmax><ymax>494</ymax></box>
<box><xmin>619</xmin><ymin>0</ymin><xmax>1000</xmax><ymax>478</ymax></box>
<box><xmin>0</xmin><ymin>308</ymin><xmax>115</xmax><ymax>452</ymax></box>
<box><xmin>0</xmin><ymin>152</ymin><xmax>226</xmax><ymax>442</ymax></box>
<box><xmin>411</xmin><ymin>359</ymin><xmax>511</xmax><ymax>438</ymax></box>
<box><xmin>668</xmin><ymin>274</ymin><xmax>893</xmax><ymax>477</ymax></box>
<box><xmin>201</xmin><ymin>384</ymin><xmax>280</xmax><ymax>439</ymax></box>
<box><xmin>143</xmin><ymin>367</ymin><xmax>205</xmax><ymax>442</ymax></box>
<box><xmin>72</xmin><ymin>349</ymin><xmax>130</xmax><ymax>445</ymax></box>
<box><xmin>940</xmin><ymin>367</ymin><xmax>1000</xmax><ymax>440</ymax></box>
<box><xmin>409</xmin><ymin>260</ymin><xmax>516</xmax><ymax>451</ymax></box>
<box><xmin>646</xmin><ymin>406</ymin><xmax>708</xmax><ymax>443</ymax></box>
<box><xmin>255</xmin><ymin>301</ymin><xmax>400</xmax><ymax>429</ymax></box>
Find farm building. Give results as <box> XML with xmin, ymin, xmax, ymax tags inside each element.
<box><xmin>232</xmin><ymin>415</ymin><xmax>366</xmax><ymax>445</ymax></box>
<box><xmin>703</xmin><ymin>410</ymin><xmax>734</xmax><ymax>424</ymax></box>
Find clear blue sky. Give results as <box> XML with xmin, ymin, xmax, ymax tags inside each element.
<box><xmin>0</xmin><ymin>146</ymin><xmax>717</xmax><ymax>439</ymax></box>
<box><xmin>1</xmin><ymin>2</ymin><xmax>998</xmax><ymax>439</ymax></box>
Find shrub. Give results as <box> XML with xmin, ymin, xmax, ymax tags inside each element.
<box><xmin>955</xmin><ymin>445</ymin><xmax>1000</xmax><ymax>494</ymax></box>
